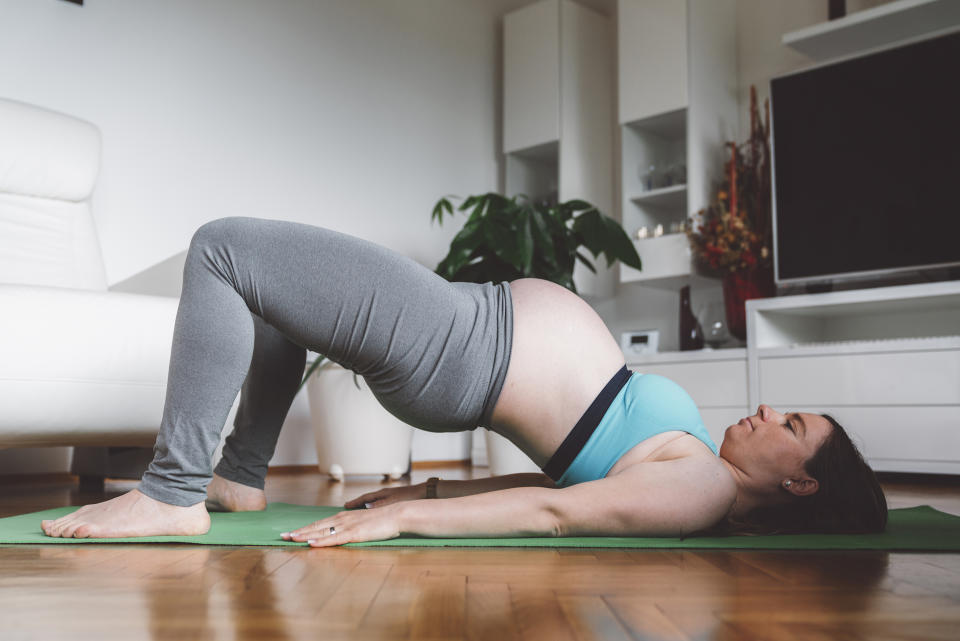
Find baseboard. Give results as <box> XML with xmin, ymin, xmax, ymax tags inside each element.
<box><xmin>411</xmin><ymin>459</ymin><xmax>471</xmax><ymax>469</ymax></box>
<box><xmin>877</xmin><ymin>471</ymin><xmax>960</xmax><ymax>486</ymax></box>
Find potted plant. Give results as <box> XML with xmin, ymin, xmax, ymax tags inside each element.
<box><xmin>431</xmin><ymin>193</ymin><xmax>641</xmax><ymax>292</ymax></box>
<box><xmin>686</xmin><ymin>86</ymin><xmax>775</xmax><ymax>341</ymax></box>
<box><xmin>298</xmin><ymin>355</ymin><xmax>412</xmax><ymax>482</ymax></box>
<box><xmin>431</xmin><ymin>192</ymin><xmax>642</xmax><ymax>474</ymax></box>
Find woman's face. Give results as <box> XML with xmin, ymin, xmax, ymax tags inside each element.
<box><xmin>719</xmin><ymin>404</ymin><xmax>833</xmax><ymax>491</ymax></box>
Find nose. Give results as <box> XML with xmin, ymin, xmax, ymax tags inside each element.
<box><xmin>756</xmin><ymin>404</ymin><xmax>782</xmax><ymax>422</ymax></box>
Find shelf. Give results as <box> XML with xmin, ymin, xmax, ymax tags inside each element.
<box><xmin>624</xmin><ymin>107</ymin><xmax>686</xmax><ymax>139</ymax></box>
<box><xmin>748</xmin><ymin>282</ymin><xmax>960</xmax><ymax>350</ymax></box>
<box><xmin>620</xmin><ymin>233</ymin><xmax>691</xmax><ymax>284</ymax></box>
<box><xmin>782</xmin><ymin>0</ymin><xmax>960</xmax><ymax>61</ymax></box>
<box><xmin>629</xmin><ymin>183</ymin><xmax>687</xmax><ymax>208</ymax></box>
<box><xmin>505</xmin><ymin>140</ymin><xmax>558</xmax><ymax>204</ymax></box>
<box><xmin>507</xmin><ymin>140</ymin><xmax>559</xmax><ymax>161</ymax></box>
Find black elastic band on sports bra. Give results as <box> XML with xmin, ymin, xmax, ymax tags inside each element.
<box><xmin>542</xmin><ymin>365</ymin><xmax>633</xmax><ymax>482</ymax></box>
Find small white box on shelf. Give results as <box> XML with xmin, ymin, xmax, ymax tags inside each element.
<box><xmin>621</xmin><ymin>329</ymin><xmax>660</xmax><ymax>357</ymax></box>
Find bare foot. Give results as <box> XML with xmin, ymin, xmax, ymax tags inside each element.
<box><xmin>205</xmin><ymin>473</ymin><xmax>267</xmax><ymax>512</ymax></box>
<box><xmin>40</xmin><ymin>489</ymin><xmax>210</xmax><ymax>538</ymax></box>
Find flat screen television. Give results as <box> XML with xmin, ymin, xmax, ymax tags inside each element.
<box><xmin>770</xmin><ymin>29</ymin><xmax>960</xmax><ymax>288</ymax></box>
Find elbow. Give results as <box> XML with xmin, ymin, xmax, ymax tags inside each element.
<box><xmin>545</xmin><ymin>510</ymin><xmax>565</xmax><ymax>538</ymax></box>
<box><xmin>542</xmin><ymin>497</ymin><xmax>567</xmax><ymax>538</ymax></box>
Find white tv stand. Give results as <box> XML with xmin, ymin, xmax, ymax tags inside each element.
<box><xmin>746</xmin><ymin>280</ymin><xmax>960</xmax><ymax>474</ymax></box>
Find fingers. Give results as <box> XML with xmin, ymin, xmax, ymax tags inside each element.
<box><xmin>344</xmin><ymin>493</ymin><xmax>389</xmax><ymax>509</ymax></box>
<box><xmin>279</xmin><ymin>507</ymin><xmax>399</xmax><ymax>547</ymax></box>
<box><xmin>344</xmin><ymin>489</ymin><xmax>385</xmax><ymax>508</ymax></box>
<box><xmin>281</xmin><ymin>518</ymin><xmax>333</xmax><ymax>542</ymax></box>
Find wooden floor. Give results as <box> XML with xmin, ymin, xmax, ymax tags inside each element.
<box><xmin>1</xmin><ymin>467</ymin><xmax>959</xmax><ymax>641</ymax></box>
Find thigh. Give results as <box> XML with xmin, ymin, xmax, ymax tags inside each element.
<box><xmin>191</xmin><ymin>217</ymin><xmax>509</xmax><ymax>431</ymax></box>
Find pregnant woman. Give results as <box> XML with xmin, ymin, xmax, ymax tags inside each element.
<box><xmin>41</xmin><ymin>217</ymin><xmax>887</xmax><ymax>543</ymax></box>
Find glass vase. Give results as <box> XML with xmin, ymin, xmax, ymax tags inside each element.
<box><xmin>722</xmin><ymin>265</ymin><xmax>775</xmax><ymax>341</ymax></box>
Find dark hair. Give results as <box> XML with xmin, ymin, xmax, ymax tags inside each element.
<box><xmin>710</xmin><ymin>414</ymin><xmax>888</xmax><ymax>536</ymax></box>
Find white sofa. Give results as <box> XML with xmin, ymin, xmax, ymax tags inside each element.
<box><xmin>0</xmin><ymin>98</ymin><xmax>178</xmax><ymax>476</ymax></box>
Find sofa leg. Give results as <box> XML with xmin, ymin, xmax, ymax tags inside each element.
<box><xmin>78</xmin><ymin>475</ymin><xmax>105</xmax><ymax>494</ymax></box>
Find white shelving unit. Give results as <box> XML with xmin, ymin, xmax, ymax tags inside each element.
<box><xmin>746</xmin><ymin>281</ymin><xmax>960</xmax><ymax>474</ymax></box>
<box><xmin>783</xmin><ymin>0</ymin><xmax>960</xmax><ymax>61</ymax></box>
<box><xmin>503</xmin><ymin>0</ymin><xmax>614</xmax><ymax>297</ymax></box>
<box><xmin>617</xmin><ymin>0</ymin><xmax>738</xmax><ymax>287</ymax></box>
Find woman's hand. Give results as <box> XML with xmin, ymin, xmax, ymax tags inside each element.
<box><xmin>280</xmin><ymin>503</ymin><xmax>404</xmax><ymax>547</ymax></box>
<box><xmin>343</xmin><ymin>483</ymin><xmax>425</xmax><ymax>509</ymax></box>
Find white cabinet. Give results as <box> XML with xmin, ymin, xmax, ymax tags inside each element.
<box><xmin>618</xmin><ymin>0</ymin><xmax>738</xmax><ymax>287</ymax></box>
<box><xmin>618</xmin><ymin>0</ymin><xmax>687</xmax><ymax>123</ymax></box>
<box><xmin>746</xmin><ymin>280</ymin><xmax>960</xmax><ymax>474</ymax></box>
<box><xmin>502</xmin><ymin>0</ymin><xmax>614</xmax><ymax>297</ymax></box>
<box><xmin>503</xmin><ymin>0</ymin><xmax>560</xmax><ymax>153</ymax></box>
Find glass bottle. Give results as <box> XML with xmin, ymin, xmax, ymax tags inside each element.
<box><xmin>679</xmin><ymin>285</ymin><xmax>704</xmax><ymax>351</ymax></box>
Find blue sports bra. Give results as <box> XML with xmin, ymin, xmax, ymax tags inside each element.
<box><xmin>541</xmin><ymin>366</ymin><xmax>718</xmax><ymax>487</ymax></box>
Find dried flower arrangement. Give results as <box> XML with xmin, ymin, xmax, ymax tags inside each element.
<box><xmin>686</xmin><ymin>86</ymin><xmax>773</xmax><ymax>275</ymax></box>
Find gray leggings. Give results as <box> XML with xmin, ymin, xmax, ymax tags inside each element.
<box><xmin>138</xmin><ymin>217</ymin><xmax>513</xmax><ymax>506</ymax></box>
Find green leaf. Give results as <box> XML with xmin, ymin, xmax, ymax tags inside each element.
<box><xmin>519</xmin><ymin>211</ymin><xmax>534</xmax><ymax>275</ymax></box>
<box><xmin>563</xmin><ymin>199</ymin><xmax>594</xmax><ymax>212</ymax></box>
<box><xmin>297</xmin><ymin>355</ymin><xmax>329</xmax><ymax>394</ymax></box>
<box><xmin>572</xmin><ymin>209</ymin><xmax>605</xmax><ymax>257</ymax></box>
<box><xmin>599</xmin><ymin>214</ymin><xmax>642</xmax><ymax>270</ymax></box>
<box><xmin>528</xmin><ymin>208</ymin><xmax>556</xmax><ymax>271</ymax></box>
<box><xmin>576</xmin><ymin>251</ymin><xmax>597</xmax><ymax>274</ymax></box>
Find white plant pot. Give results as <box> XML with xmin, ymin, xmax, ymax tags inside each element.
<box><xmin>305</xmin><ymin>361</ymin><xmax>413</xmax><ymax>482</ymax></box>
<box><xmin>484</xmin><ymin>429</ymin><xmax>540</xmax><ymax>477</ymax></box>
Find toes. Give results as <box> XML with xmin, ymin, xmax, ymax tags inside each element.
<box><xmin>46</xmin><ymin>518</ymin><xmax>67</xmax><ymax>538</ymax></box>
<box><xmin>52</xmin><ymin>516</ymin><xmax>78</xmax><ymax>538</ymax></box>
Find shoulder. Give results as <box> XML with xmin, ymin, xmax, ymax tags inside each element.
<box><xmin>550</xmin><ymin>454</ymin><xmax>736</xmax><ymax>537</ymax></box>
<box><xmin>618</xmin><ymin>455</ymin><xmax>736</xmax><ymax>535</ymax></box>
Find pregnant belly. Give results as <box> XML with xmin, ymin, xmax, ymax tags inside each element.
<box><xmin>489</xmin><ymin>278</ymin><xmax>626</xmax><ymax>466</ymax></box>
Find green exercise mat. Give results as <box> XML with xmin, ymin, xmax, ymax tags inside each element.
<box><xmin>1</xmin><ymin>502</ymin><xmax>957</xmax><ymax>550</ymax></box>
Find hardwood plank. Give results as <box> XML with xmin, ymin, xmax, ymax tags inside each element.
<box><xmin>316</xmin><ymin>561</ymin><xmax>392</xmax><ymax>629</ymax></box>
<box><xmin>556</xmin><ymin>595</ymin><xmax>632</xmax><ymax>641</ymax></box>
<box><xmin>409</xmin><ymin>573</ymin><xmax>466</xmax><ymax>639</ymax></box>
<box><xmin>509</xmin><ymin>588</ymin><xmax>577</xmax><ymax>641</ymax></box>
<box><xmin>360</xmin><ymin>563</ymin><xmax>426</xmax><ymax>637</ymax></box>
<box><xmin>466</xmin><ymin>581</ymin><xmax>522</xmax><ymax>641</ymax></box>
<box><xmin>603</xmin><ymin>598</ymin><xmax>689</xmax><ymax>641</ymax></box>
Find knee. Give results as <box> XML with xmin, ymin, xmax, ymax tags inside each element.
<box><xmin>189</xmin><ymin>216</ymin><xmax>253</xmax><ymax>250</ymax></box>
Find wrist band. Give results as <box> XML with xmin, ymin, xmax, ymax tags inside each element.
<box><xmin>425</xmin><ymin>476</ymin><xmax>440</xmax><ymax>499</ymax></box>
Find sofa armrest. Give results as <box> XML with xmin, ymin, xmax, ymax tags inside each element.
<box><xmin>0</xmin><ymin>284</ymin><xmax>180</xmax><ymax>447</ymax></box>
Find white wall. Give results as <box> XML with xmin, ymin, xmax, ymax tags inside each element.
<box><xmin>0</xmin><ymin>0</ymin><xmax>532</xmax><ymax>474</ymax></box>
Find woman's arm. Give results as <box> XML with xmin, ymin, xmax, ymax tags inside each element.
<box><xmin>426</xmin><ymin>472</ymin><xmax>557</xmax><ymax>498</ymax></box>
<box><xmin>283</xmin><ymin>456</ymin><xmax>732</xmax><ymax>546</ymax></box>
<box><xmin>343</xmin><ymin>472</ymin><xmax>556</xmax><ymax>508</ymax></box>
<box><xmin>285</xmin><ymin>485</ymin><xmax>560</xmax><ymax>545</ymax></box>
<box><xmin>399</xmin><ymin>486</ymin><xmax>561</xmax><ymax>538</ymax></box>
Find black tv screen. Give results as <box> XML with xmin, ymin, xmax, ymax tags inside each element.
<box><xmin>770</xmin><ymin>30</ymin><xmax>960</xmax><ymax>285</ymax></box>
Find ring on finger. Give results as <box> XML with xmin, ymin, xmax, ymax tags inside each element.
<box><xmin>328</xmin><ymin>525</ymin><xmax>336</xmax><ymax>536</ymax></box>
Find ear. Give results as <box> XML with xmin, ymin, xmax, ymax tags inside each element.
<box><xmin>782</xmin><ymin>476</ymin><xmax>819</xmax><ymax>497</ymax></box>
